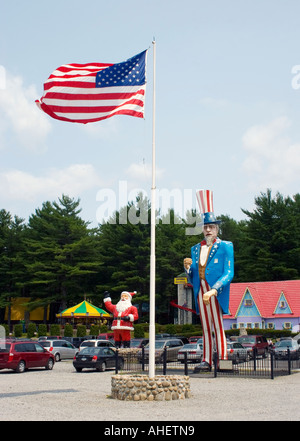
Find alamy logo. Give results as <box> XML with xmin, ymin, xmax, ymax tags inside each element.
<box><xmin>291</xmin><ymin>65</ymin><xmax>300</xmax><ymax>89</ymax></box>
<box><xmin>96</xmin><ymin>181</ymin><xmax>202</xmax><ymax>235</ymax></box>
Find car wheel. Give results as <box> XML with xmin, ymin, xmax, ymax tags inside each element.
<box><xmin>45</xmin><ymin>358</ymin><xmax>54</xmax><ymax>370</ymax></box>
<box><xmin>55</xmin><ymin>353</ymin><xmax>60</xmax><ymax>362</ymax></box>
<box><xmin>15</xmin><ymin>360</ymin><xmax>26</xmax><ymax>373</ymax></box>
<box><xmin>97</xmin><ymin>361</ymin><xmax>106</xmax><ymax>372</ymax></box>
<box><xmin>75</xmin><ymin>367</ymin><xmax>82</xmax><ymax>372</ymax></box>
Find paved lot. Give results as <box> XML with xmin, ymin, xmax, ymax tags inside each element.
<box><xmin>0</xmin><ymin>360</ymin><xmax>299</xmax><ymax>421</ymax></box>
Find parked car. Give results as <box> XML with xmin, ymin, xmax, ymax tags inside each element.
<box><xmin>38</xmin><ymin>336</ymin><xmax>62</xmax><ymax>341</ymax></box>
<box><xmin>177</xmin><ymin>343</ymin><xmax>203</xmax><ymax>363</ymax></box>
<box><xmin>172</xmin><ymin>336</ymin><xmax>189</xmax><ymax>345</ymax></box>
<box><xmin>0</xmin><ymin>340</ymin><xmax>55</xmax><ymax>373</ymax></box>
<box><xmin>138</xmin><ymin>338</ymin><xmax>184</xmax><ymax>363</ymax></box>
<box><xmin>129</xmin><ymin>338</ymin><xmax>149</xmax><ymax>348</ymax></box>
<box><xmin>73</xmin><ymin>346</ymin><xmax>124</xmax><ymax>372</ymax></box>
<box><xmin>155</xmin><ymin>334</ymin><xmax>172</xmax><ymax>339</ymax></box>
<box><xmin>237</xmin><ymin>335</ymin><xmax>269</xmax><ymax>358</ymax></box>
<box><xmin>39</xmin><ymin>339</ymin><xmax>78</xmax><ymax>362</ymax></box>
<box><xmin>188</xmin><ymin>336</ymin><xmax>202</xmax><ymax>343</ymax></box>
<box><xmin>63</xmin><ymin>337</ymin><xmax>89</xmax><ymax>348</ymax></box>
<box><xmin>227</xmin><ymin>342</ymin><xmax>250</xmax><ymax>363</ymax></box>
<box><xmin>274</xmin><ymin>340</ymin><xmax>300</xmax><ymax>360</ymax></box>
<box><xmin>79</xmin><ymin>339</ymin><xmax>116</xmax><ymax>351</ymax></box>
<box><xmin>97</xmin><ymin>333</ymin><xmax>115</xmax><ymax>341</ymax></box>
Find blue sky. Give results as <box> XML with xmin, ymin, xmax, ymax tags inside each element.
<box><xmin>1</xmin><ymin>0</ymin><xmax>300</xmax><ymax>227</ymax></box>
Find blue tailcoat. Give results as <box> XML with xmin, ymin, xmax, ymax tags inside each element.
<box><xmin>186</xmin><ymin>239</ymin><xmax>234</xmax><ymax>315</ymax></box>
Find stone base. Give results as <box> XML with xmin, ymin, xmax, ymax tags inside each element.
<box><xmin>111</xmin><ymin>374</ymin><xmax>191</xmax><ymax>401</ymax></box>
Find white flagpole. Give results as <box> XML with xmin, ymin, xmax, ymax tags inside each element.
<box><xmin>149</xmin><ymin>38</ymin><xmax>156</xmax><ymax>378</ymax></box>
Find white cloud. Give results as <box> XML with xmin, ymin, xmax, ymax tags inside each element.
<box><xmin>242</xmin><ymin>117</ymin><xmax>300</xmax><ymax>191</ymax></box>
<box><xmin>80</xmin><ymin>116</ymin><xmax>118</xmax><ymax>138</ymax></box>
<box><xmin>0</xmin><ymin>164</ymin><xmax>103</xmax><ymax>202</ymax></box>
<box><xmin>0</xmin><ymin>70</ymin><xmax>51</xmax><ymax>151</ymax></box>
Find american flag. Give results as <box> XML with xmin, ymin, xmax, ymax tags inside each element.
<box><xmin>35</xmin><ymin>50</ymin><xmax>147</xmax><ymax>124</ymax></box>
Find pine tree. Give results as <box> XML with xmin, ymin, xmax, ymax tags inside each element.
<box><xmin>0</xmin><ymin>210</ymin><xmax>27</xmax><ymax>327</ymax></box>
<box><xmin>239</xmin><ymin>189</ymin><xmax>300</xmax><ymax>281</ymax></box>
<box><xmin>24</xmin><ymin>195</ymin><xmax>101</xmax><ymax>320</ymax></box>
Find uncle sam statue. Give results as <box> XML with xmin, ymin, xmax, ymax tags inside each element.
<box><xmin>184</xmin><ymin>190</ymin><xmax>234</xmax><ymax>371</ymax></box>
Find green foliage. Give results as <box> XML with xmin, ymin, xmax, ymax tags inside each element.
<box><xmin>89</xmin><ymin>324</ymin><xmax>100</xmax><ymax>336</ymax></box>
<box><xmin>50</xmin><ymin>324</ymin><xmax>60</xmax><ymax>336</ymax></box>
<box><xmin>14</xmin><ymin>324</ymin><xmax>23</xmax><ymax>337</ymax></box>
<box><xmin>134</xmin><ymin>324</ymin><xmax>145</xmax><ymax>338</ymax></box>
<box><xmin>225</xmin><ymin>328</ymin><xmax>293</xmax><ymax>340</ymax></box>
<box><xmin>64</xmin><ymin>324</ymin><xmax>74</xmax><ymax>337</ymax></box>
<box><xmin>76</xmin><ymin>325</ymin><xmax>86</xmax><ymax>337</ymax></box>
<box><xmin>0</xmin><ymin>190</ymin><xmax>299</xmax><ymax>327</ymax></box>
<box><xmin>164</xmin><ymin>324</ymin><xmax>177</xmax><ymax>335</ymax></box>
<box><xmin>37</xmin><ymin>323</ymin><xmax>47</xmax><ymax>338</ymax></box>
<box><xmin>238</xmin><ymin>190</ymin><xmax>300</xmax><ymax>281</ymax></box>
<box><xmin>246</xmin><ymin>328</ymin><xmax>292</xmax><ymax>339</ymax></box>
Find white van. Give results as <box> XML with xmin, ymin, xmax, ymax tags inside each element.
<box><xmin>79</xmin><ymin>339</ymin><xmax>115</xmax><ymax>351</ymax></box>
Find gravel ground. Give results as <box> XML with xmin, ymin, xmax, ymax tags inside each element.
<box><xmin>0</xmin><ymin>360</ymin><xmax>299</xmax><ymax>422</ymax></box>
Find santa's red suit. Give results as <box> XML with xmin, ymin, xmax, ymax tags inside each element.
<box><xmin>103</xmin><ymin>291</ymin><xmax>138</xmax><ymax>347</ymax></box>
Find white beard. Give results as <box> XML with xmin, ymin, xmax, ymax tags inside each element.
<box><xmin>205</xmin><ymin>236</ymin><xmax>214</xmax><ymax>247</ymax></box>
<box><xmin>116</xmin><ymin>299</ymin><xmax>132</xmax><ymax>313</ymax></box>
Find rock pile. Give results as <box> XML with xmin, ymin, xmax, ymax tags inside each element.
<box><xmin>111</xmin><ymin>374</ymin><xmax>191</xmax><ymax>401</ymax></box>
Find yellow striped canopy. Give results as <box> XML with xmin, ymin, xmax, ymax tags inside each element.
<box><xmin>56</xmin><ymin>300</ymin><xmax>111</xmax><ymax>318</ymax></box>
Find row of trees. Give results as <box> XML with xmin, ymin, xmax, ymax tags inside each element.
<box><xmin>0</xmin><ymin>190</ymin><xmax>299</xmax><ymax>325</ymax></box>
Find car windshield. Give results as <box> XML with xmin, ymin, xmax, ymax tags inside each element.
<box><xmin>277</xmin><ymin>341</ymin><xmax>293</xmax><ymax>347</ymax></box>
<box><xmin>144</xmin><ymin>341</ymin><xmax>166</xmax><ymax>349</ymax></box>
<box><xmin>238</xmin><ymin>337</ymin><xmax>256</xmax><ymax>344</ymax></box>
<box><xmin>183</xmin><ymin>344</ymin><xmax>198</xmax><ymax>349</ymax></box>
<box><xmin>81</xmin><ymin>341</ymin><xmax>96</xmax><ymax>347</ymax></box>
<box><xmin>155</xmin><ymin>341</ymin><xmax>167</xmax><ymax>348</ymax></box>
<box><xmin>130</xmin><ymin>340</ymin><xmax>143</xmax><ymax>347</ymax></box>
<box><xmin>40</xmin><ymin>341</ymin><xmax>51</xmax><ymax>347</ymax></box>
<box><xmin>79</xmin><ymin>347</ymin><xmax>101</xmax><ymax>355</ymax></box>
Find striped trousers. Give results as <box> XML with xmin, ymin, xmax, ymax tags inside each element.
<box><xmin>197</xmin><ymin>279</ymin><xmax>227</xmax><ymax>366</ymax></box>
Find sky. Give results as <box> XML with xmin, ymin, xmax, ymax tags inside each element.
<box><xmin>0</xmin><ymin>0</ymin><xmax>300</xmax><ymax>228</ymax></box>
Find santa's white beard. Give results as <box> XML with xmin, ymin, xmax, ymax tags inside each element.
<box><xmin>116</xmin><ymin>299</ymin><xmax>132</xmax><ymax>312</ymax></box>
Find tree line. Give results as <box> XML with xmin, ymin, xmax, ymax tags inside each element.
<box><xmin>0</xmin><ymin>189</ymin><xmax>299</xmax><ymax>325</ymax></box>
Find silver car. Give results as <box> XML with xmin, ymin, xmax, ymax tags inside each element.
<box><xmin>40</xmin><ymin>339</ymin><xmax>78</xmax><ymax>362</ymax></box>
<box><xmin>177</xmin><ymin>343</ymin><xmax>203</xmax><ymax>363</ymax></box>
<box><xmin>79</xmin><ymin>339</ymin><xmax>116</xmax><ymax>351</ymax></box>
<box><xmin>138</xmin><ymin>338</ymin><xmax>184</xmax><ymax>363</ymax></box>
<box><xmin>227</xmin><ymin>342</ymin><xmax>249</xmax><ymax>363</ymax></box>
<box><xmin>274</xmin><ymin>340</ymin><xmax>300</xmax><ymax>360</ymax></box>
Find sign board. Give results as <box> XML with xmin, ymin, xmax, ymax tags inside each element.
<box><xmin>174</xmin><ymin>277</ymin><xmax>188</xmax><ymax>285</ymax></box>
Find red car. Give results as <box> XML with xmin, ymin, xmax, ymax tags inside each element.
<box><xmin>237</xmin><ymin>335</ymin><xmax>269</xmax><ymax>358</ymax></box>
<box><xmin>0</xmin><ymin>339</ymin><xmax>55</xmax><ymax>373</ymax></box>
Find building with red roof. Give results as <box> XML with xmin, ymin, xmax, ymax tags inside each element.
<box><xmin>223</xmin><ymin>280</ymin><xmax>300</xmax><ymax>333</ymax></box>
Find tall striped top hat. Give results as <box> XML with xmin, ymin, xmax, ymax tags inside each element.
<box><xmin>196</xmin><ymin>189</ymin><xmax>221</xmax><ymax>225</ymax></box>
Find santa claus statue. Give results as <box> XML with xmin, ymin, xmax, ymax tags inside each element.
<box><xmin>103</xmin><ymin>290</ymin><xmax>139</xmax><ymax>348</ymax></box>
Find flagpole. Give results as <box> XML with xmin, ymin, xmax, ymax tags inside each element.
<box><xmin>149</xmin><ymin>38</ymin><xmax>156</xmax><ymax>378</ymax></box>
